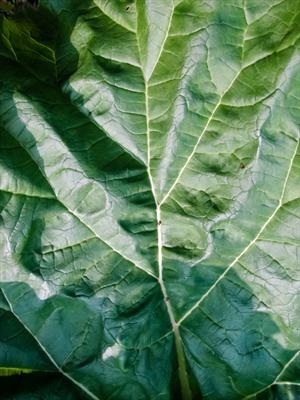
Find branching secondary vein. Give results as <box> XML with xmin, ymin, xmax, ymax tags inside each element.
<box><xmin>159</xmin><ymin>68</ymin><xmax>243</xmax><ymax>207</ymax></box>
<box><xmin>1</xmin><ymin>290</ymin><xmax>101</xmax><ymax>400</ymax></box>
<box><xmin>178</xmin><ymin>140</ymin><xmax>299</xmax><ymax>325</ymax></box>
<box><xmin>141</xmin><ymin>4</ymin><xmax>192</xmax><ymax>396</ymax></box>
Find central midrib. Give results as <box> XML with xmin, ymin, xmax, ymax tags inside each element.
<box><xmin>140</xmin><ymin>5</ymin><xmax>242</xmax><ymax>398</ymax></box>
<box><xmin>139</xmin><ymin>8</ymin><xmax>300</xmax><ymax>399</ymax></box>
<box><xmin>144</xmin><ymin>68</ymin><xmax>193</xmax><ymax>398</ymax></box>
<box><xmin>144</xmin><ymin>57</ymin><xmax>244</xmax><ymax>400</ymax></box>
<box><xmin>140</xmin><ymin>4</ymin><xmax>206</xmax><ymax>397</ymax></box>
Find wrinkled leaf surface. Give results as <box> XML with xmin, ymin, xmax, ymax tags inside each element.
<box><xmin>1</xmin><ymin>1</ymin><xmax>300</xmax><ymax>399</ymax></box>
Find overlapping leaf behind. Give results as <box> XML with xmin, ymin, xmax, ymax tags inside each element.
<box><xmin>1</xmin><ymin>1</ymin><xmax>300</xmax><ymax>399</ymax></box>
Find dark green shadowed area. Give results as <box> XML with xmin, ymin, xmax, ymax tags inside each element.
<box><xmin>1</xmin><ymin>1</ymin><xmax>300</xmax><ymax>399</ymax></box>
<box><xmin>0</xmin><ymin>372</ymin><xmax>89</xmax><ymax>399</ymax></box>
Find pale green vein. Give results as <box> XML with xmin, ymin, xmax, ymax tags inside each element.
<box><xmin>140</xmin><ymin>2</ymin><xmax>192</xmax><ymax>397</ymax></box>
<box><xmin>0</xmin><ymin>188</ymin><xmax>54</xmax><ymax>200</ymax></box>
<box><xmin>179</xmin><ymin>140</ymin><xmax>299</xmax><ymax>325</ymax></box>
<box><xmin>275</xmin><ymin>382</ymin><xmax>300</xmax><ymax>387</ymax></box>
<box><xmin>275</xmin><ymin>350</ymin><xmax>300</xmax><ymax>383</ymax></box>
<box><xmin>159</xmin><ymin>67</ymin><xmax>243</xmax><ymax>206</ymax></box>
<box><xmin>57</xmin><ymin>199</ymin><xmax>157</xmax><ymax>279</ymax></box>
<box><xmin>144</xmin><ymin>1</ymin><xmax>175</xmax><ymax>81</ymax></box>
<box><xmin>6</xmin><ymin>101</ymin><xmax>154</xmax><ymax>279</ymax></box>
<box><xmin>93</xmin><ymin>0</ymin><xmax>136</xmax><ymax>33</ymax></box>
<box><xmin>1</xmin><ymin>289</ymin><xmax>101</xmax><ymax>400</ymax></box>
<box><xmin>243</xmin><ymin>352</ymin><xmax>300</xmax><ymax>399</ymax></box>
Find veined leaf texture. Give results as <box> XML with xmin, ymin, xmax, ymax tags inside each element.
<box><xmin>1</xmin><ymin>1</ymin><xmax>300</xmax><ymax>399</ymax></box>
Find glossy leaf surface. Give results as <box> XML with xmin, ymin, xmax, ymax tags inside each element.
<box><xmin>1</xmin><ymin>1</ymin><xmax>300</xmax><ymax>399</ymax></box>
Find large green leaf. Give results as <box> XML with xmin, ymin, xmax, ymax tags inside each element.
<box><xmin>1</xmin><ymin>1</ymin><xmax>300</xmax><ymax>399</ymax></box>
